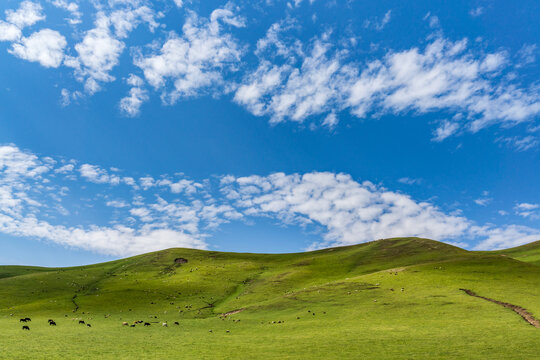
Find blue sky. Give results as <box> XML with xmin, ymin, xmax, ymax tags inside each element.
<box><xmin>0</xmin><ymin>0</ymin><xmax>539</xmax><ymax>266</ymax></box>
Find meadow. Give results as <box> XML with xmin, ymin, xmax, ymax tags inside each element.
<box><xmin>0</xmin><ymin>238</ymin><xmax>538</xmax><ymax>359</ymax></box>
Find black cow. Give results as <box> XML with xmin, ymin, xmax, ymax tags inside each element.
<box><xmin>19</xmin><ymin>319</ymin><xmax>27</xmax><ymax>323</ymax></box>
<box><xmin>22</xmin><ymin>326</ymin><xmax>30</xmax><ymax>330</ymax></box>
<box><xmin>25</xmin><ymin>317</ymin><xmax>31</xmax><ymax>322</ymax></box>
<box><xmin>49</xmin><ymin>321</ymin><xmax>57</xmax><ymax>326</ymax></box>
<box><xmin>79</xmin><ymin>320</ymin><xmax>85</xmax><ymax>325</ymax></box>
<box><xmin>144</xmin><ymin>322</ymin><xmax>151</xmax><ymax>326</ymax></box>
<box><xmin>86</xmin><ymin>324</ymin><xmax>91</xmax><ymax>327</ymax></box>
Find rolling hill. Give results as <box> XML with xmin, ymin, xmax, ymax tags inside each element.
<box><xmin>0</xmin><ymin>237</ymin><xmax>539</xmax><ymax>359</ymax></box>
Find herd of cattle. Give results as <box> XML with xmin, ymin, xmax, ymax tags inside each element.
<box><xmin>17</xmin><ymin>317</ymin><xmax>183</xmax><ymax>330</ymax></box>
<box><xmin>19</xmin><ymin>317</ymin><xmax>91</xmax><ymax>330</ymax></box>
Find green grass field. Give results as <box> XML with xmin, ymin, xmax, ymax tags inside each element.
<box><xmin>0</xmin><ymin>238</ymin><xmax>539</xmax><ymax>359</ymax></box>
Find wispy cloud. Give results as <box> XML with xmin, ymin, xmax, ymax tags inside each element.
<box><xmin>398</xmin><ymin>177</ymin><xmax>422</xmax><ymax>185</ymax></box>
<box><xmin>514</xmin><ymin>202</ymin><xmax>540</xmax><ymax>219</ymax></box>
<box><xmin>0</xmin><ymin>2</ymin><xmax>537</xmax><ymax>144</ymax></box>
<box><xmin>134</xmin><ymin>6</ymin><xmax>245</xmax><ymax>105</ymax></box>
<box><xmin>469</xmin><ymin>7</ymin><xmax>484</xmax><ymax>17</ymax></box>
<box><xmin>236</xmin><ymin>28</ymin><xmax>539</xmax><ymax>136</ymax></box>
<box><xmin>364</xmin><ymin>10</ymin><xmax>392</xmax><ymax>31</ymax></box>
<box><xmin>498</xmin><ymin>135</ymin><xmax>539</xmax><ymax>152</ymax></box>
<box><xmin>0</xmin><ymin>145</ymin><xmax>539</xmax><ymax>255</ymax></box>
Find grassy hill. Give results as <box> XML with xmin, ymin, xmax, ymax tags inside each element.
<box><xmin>487</xmin><ymin>240</ymin><xmax>540</xmax><ymax>266</ymax></box>
<box><xmin>0</xmin><ymin>237</ymin><xmax>539</xmax><ymax>359</ymax></box>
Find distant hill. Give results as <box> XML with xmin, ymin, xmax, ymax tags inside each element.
<box><xmin>0</xmin><ymin>237</ymin><xmax>538</xmax><ymax>359</ymax></box>
<box><xmin>486</xmin><ymin>240</ymin><xmax>540</xmax><ymax>266</ymax></box>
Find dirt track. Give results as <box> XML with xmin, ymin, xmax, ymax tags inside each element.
<box><xmin>460</xmin><ymin>288</ymin><xmax>539</xmax><ymax>328</ymax></box>
<box><xmin>220</xmin><ymin>309</ymin><xmax>245</xmax><ymax>317</ymax></box>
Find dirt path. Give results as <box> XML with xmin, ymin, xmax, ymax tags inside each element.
<box><xmin>71</xmin><ymin>294</ymin><xmax>79</xmax><ymax>312</ymax></box>
<box><xmin>220</xmin><ymin>308</ymin><xmax>245</xmax><ymax>317</ymax></box>
<box><xmin>460</xmin><ymin>288</ymin><xmax>539</xmax><ymax>328</ymax></box>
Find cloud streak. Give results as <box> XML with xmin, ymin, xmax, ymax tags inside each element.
<box><xmin>0</xmin><ymin>2</ymin><xmax>537</xmax><ymax>145</ymax></box>
<box><xmin>0</xmin><ymin>145</ymin><xmax>538</xmax><ymax>256</ymax></box>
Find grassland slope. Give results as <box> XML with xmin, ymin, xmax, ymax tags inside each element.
<box><xmin>0</xmin><ymin>237</ymin><xmax>538</xmax><ymax>359</ymax></box>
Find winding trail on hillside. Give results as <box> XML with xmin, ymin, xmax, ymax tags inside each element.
<box><xmin>460</xmin><ymin>289</ymin><xmax>540</xmax><ymax>328</ymax></box>
<box><xmin>71</xmin><ymin>295</ymin><xmax>79</xmax><ymax>312</ymax></box>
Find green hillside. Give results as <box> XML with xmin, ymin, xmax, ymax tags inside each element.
<box><xmin>486</xmin><ymin>240</ymin><xmax>540</xmax><ymax>266</ymax></box>
<box><xmin>0</xmin><ymin>238</ymin><xmax>539</xmax><ymax>359</ymax></box>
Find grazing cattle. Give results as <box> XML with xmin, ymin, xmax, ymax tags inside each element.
<box><xmin>174</xmin><ymin>322</ymin><xmax>179</xmax><ymax>326</ymax></box>
<box><xmin>22</xmin><ymin>326</ymin><xmax>30</xmax><ymax>330</ymax></box>
<box><xmin>49</xmin><ymin>321</ymin><xmax>57</xmax><ymax>326</ymax></box>
<box><xmin>25</xmin><ymin>317</ymin><xmax>31</xmax><ymax>322</ymax></box>
<box><xmin>79</xmin><ymin>320</ymin><xmax>85</xmax><ymax>325</ymax></box>
<box><xmin>48</xmin><ymin>319</ymin><xmax>54</xmax><ymax>323</ymax></box>
<box><xmin>87</xmin><ymin>324</ymin><xmax>91</xmax><ymax>327</ymax></box>
<box><xmin>144</xmin><ymin>322</ymin><xmax>151</xmax><ymax>326</ymax></box>
<box><xmin>162</xmin><ymin>322</ymin><xmax>168</xmax><ymax>327</ymax></box>
<box><xmin>122</xmin><ymin>322</ymin><xmax>129</xmax><ymax>326</ymax></box>
<box><xmin>19</xmin><ymin>319</ymin><xmax>27</xmax><ymax>323</ymax></box>
<box><xmin>130</xmin><ymin>325</ymin><xmax>136</xmax><ymax>327</ymax></box>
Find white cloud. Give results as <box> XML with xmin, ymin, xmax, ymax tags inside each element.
<box><xmin>322</xmin><ymin>112</ymin><xmax>338</xmax><ymax>129</ymax></box>
<box><xmin>506</xmin><ymin>136</ymin><xmax>539</xmax><ymax>151</ymax></box>
<box><xmin>474</xmin><ymin>198</ymin><xmax>492</xmax><ymax>206</ymax></box>
<box><xmin>0</xmin><ymin>21</ymin><xmax>22</xmax><ymax>42</ymax></box>
<box><xmin>236</xmin><ymin>38</ymin><xmax>345</xmax><ymax>123</ymax></box>
<box><xmin>364</xmin><ymin>10</ymin><xmax>392</xmax><ymax>31</ymax></box>
<box><xmin>472</xmin><ymin>225</ymin><xmax>540</xmax><ymax>250</ymax></box>
<box><xmin>139</xmin><ymin>176</ymin><xmax>155</xmax><ymax>189</ymax></box>
<box><xmin>9</xmin><ymin>29</ymin><xmax>67</xmax><ymax>68</ymax></box>
<box><xmin>433</xmin><ymin>120</ymin><xmax>460</xmax><ymax>142</ymax></box>
<box><xmin>222</xmin><ymin>172</ymin><xmax>472</xmax><ymax>248</ymax></box>
<box><xmin>135</xmin><ymin>7</ymin><xmax>245</xmax><ymax>103</ymax></box>
<box><xmin>64</xmin><ymin>4</ymin><xmax>160</xmax><ymax>94</ymax></box>
<box><xmin>130</xmin><ymin>207</ymin><xmax>153</xmax><ymax>222</ymax></box>
<box><xmin>398</xmin><ymin>177</ymin><xmax>422</xmax><ymax>185</ymax></box>
<box><xmin>469</xmin><ymin>7</ymin><xmax>484</xmax><ymax>17</ymax></box>
<box><xmin>238</xmin><ymin>30</ymin><xmax>540</xmax><ymax>141</ymax></box>
<box><xmin>160</xmin><ymin>179</ymin><xmax>202</xmax><ymax>194</ymax></box>
<box><xmin>0</xmin><ymin>145</ymin><xmax>538</xmax><ymax>256</ymax></box>
<box><xmin>108</xmin><ymin>5</ymin><xmax>160</xmax><ymax>39</ymax></box>
<box><xmin>0</xmin><ymin>145</ymin><xmax>225</xmax><ymax>256</ymax></box>
<box><xmin>72</xmin><ymin>13</ymin><xmax>125</xmax><ymax>89</ymax></box>
<box><xmin>514</xmin><ymin>202</ymin><xmax>540</xmax><ymax>219</ymax></box>
<box><xmin>106</xmin><ymin>200</ymin><xmax>129</xmax><ymax>208</ymax></box>
<box><xmin>79</xmin><ymin>164</ymin><xmax>121</xmax><ymax>185</ymax></box>
<box><xmin>49</xmin><ymin>0</ymin><xmax>82</xmax><ymax>24</ymax></box>
<box><xmin>119</xmin><ymin>87</ymin><xmax>148</xmax><ymax>117</ymax></box>
<box><xmin>516</xmin><ymin>44</ymin><xmax>537</xmax><ymax>66</ymax></box>
<box><xmin>5</xmin><ymin>1</ymin><xmax>45</xmax><ymax>29</ymax></box>
<box><xmin>55</xmin><ymin>163</ymin><xmax>75</xmax><ymax>173</ymax></box>
<box><xmin>173</xmin><ymin>0</ymin><xmax>183</xmax><ymax>7</ymax></box>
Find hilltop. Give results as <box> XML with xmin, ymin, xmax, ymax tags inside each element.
<box><xmin>0</xmin><ymin>237</ymin><xmax>539</xmax><ymax>359</ymax></box>
<box><xmin>487</xmin><ymin>240</ymin><xmax>540</xmax><ymax>266</ymax></box>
